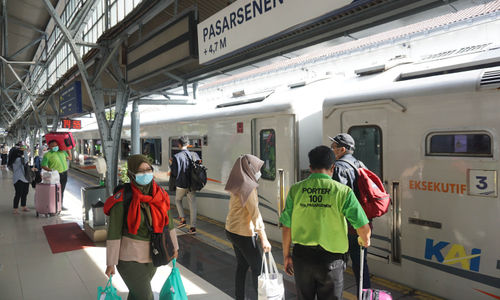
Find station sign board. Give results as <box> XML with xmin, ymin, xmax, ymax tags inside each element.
<box><xmin>61</xmin><ymin>119</ymin><xmax>82</xmax><ymax>130</ymax></box>
<box><xmin>197</xmin><ymin>0</ymin><xmax>351</xmax><ymax>64</ymax></box>
<box><xmin>59</xmin><ymin>81</ymin><xmax>83</xmax><ymax>117</ymax></box>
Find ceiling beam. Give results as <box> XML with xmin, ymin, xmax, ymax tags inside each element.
<box><xmin>0</xmin><ymin>56</ymin><xmax>41</xmax><ymax>126</ymax></box>
<box><xmin>10</xmin><ymin>35</ymin><xmax>45</xmax><ymax>59</ymax></box>
<box><xmin>43</xmin><ymin>0</ymin><xmax>99</xmax><ymax>113</ymax></box>
<box><xmin>8</xmin><ymin>15</ymin><xmax>47</xmax><ymax>35</ymax></box>
<box><xmin>2</xmin><ymin>88</ymin><xmax>20</xmax><ymax>111</ymax></box>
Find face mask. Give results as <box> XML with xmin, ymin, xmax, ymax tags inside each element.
<box><xmin>51</xmin><ymin>146</ymin><xmax>59</xmax><ymax>152</ymax></box>
<box><xmin>135</xmin><ymin>172</ymin><xmax>154</xmax><ymax>185</ymax></box>
<box><xmin>254</xmin><ymin>171</ymin><xmax>262</xmax><ymax>181</ymax></box>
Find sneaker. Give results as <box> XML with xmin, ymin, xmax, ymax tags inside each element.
<box><xmin>188</xmin><ymin>227</ymin><xmax>196</xmax><ymax>235</ymax></box>
<box><xmin>177</xmin><ymin>219</ymin><xmax>187</xmax><ymax>228</ymax></box>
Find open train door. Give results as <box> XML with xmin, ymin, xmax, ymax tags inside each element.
<box><xmin>252</xmin><ymin>115</ymin><xmax>296</xmax><ymax>241</ymax></box>
<box><xmin>324</xmin><ymin>100</ymin><xmax>404</xmax><ymax>265</ymax></box>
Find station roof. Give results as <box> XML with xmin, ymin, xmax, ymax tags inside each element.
<box><xmin>0</xmin><ymin>0</ymin><xmax>471</xmax><ymax>137</ymax></box>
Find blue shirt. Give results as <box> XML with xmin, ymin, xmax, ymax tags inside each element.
<box><xmin>12</xmin><ymin>157</ymin><xmax>28</xmax><ymax>184</ymax></box>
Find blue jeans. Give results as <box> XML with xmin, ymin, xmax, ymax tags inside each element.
<box><xmin>348</xmin><ymin>233</ymin><xmax>371</xmax><ymax>289</ymax></box>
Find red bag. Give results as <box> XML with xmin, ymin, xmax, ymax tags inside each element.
<box><xmin>44</xmin><ymin>132</ymin><xmax>75</xmax><ymax>151</ymax></box>
<box><xmin>339</xmin><ymin>160</ymin><xmax>390</xmax><ymax>219</ymax></box>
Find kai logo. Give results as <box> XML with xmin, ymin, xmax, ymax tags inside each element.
<box><xmin>425</xmin><ymin>239</ymin><xmax>481</xmax><ymax>272</ymax></box>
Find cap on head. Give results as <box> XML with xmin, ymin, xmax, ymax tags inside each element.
<box><xmin>329</xmin><ymin>133</ymin><xmax>355</xmax><ymax>150</ymax></box>
<box><xmin>178</xmin><ymin>136</ymin><xmax>189</xmax><ymax>146</ymax></box>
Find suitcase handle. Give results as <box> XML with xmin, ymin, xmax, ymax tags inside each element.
<box><xmin>360</xmin><ymin>246</ymin><xmax>365</xmax><ymax>300</ymax></box>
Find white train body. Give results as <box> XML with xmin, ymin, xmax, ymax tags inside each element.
<box><xmin>73</xmin><ymin>16</ymin><xmax>500</xmax><ymax>299</ymax></box>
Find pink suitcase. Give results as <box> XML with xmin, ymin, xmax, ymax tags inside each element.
<box><xmin>35</xmin><ymin>183</ymin><xmax>62</xmax><ymax>217</ymax></box>
<box><xmin>360</xmin><ymin>247</ymin><xmax>392</xmax><ymax>300</ymax></box>
<box><xmin>44</xmin><ymin>132</ymin><xmax>75</xmax><ymax>150</ymax></box>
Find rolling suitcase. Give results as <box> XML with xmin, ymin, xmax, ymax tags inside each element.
<box><xmin>359</xmin><ymin>246</ymin><xmax>392</xmax><ymax>300</ymax></box>
<box><xmin>35</xmin><ymin>183</ymin><xmax>62</xmax><ymax>217</ymax></box>
<box><xmin>44</xmin><ymin>132</ymin><xmax>75</xmax><ymax>150</ymax></box>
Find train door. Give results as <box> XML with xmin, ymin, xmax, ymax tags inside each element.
<box><xmin>339</xmin><ymin>107</ymin><xmax>401</xmax><ymax>264</ymax></box>
<box><xmin>252</xmin><ymin>115</ymin><xmax>296</xmax><ymax>226</ymax></box>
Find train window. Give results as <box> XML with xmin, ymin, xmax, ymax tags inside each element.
<box><xmin>121</xmin><ymin>140</ymin><xmax>131</xmax><ymax>160</ymax></box>
<box><xmin>260</xmin><ymin>129</ymin><xmax>276</xmax><ymax>181</ymax></box>
<box><xmin>170</xmin><ymin>137</ymin><xmax>203</xmax><ymax>160</ymax></box>
<box><xmin>348</xmin><ymin>126</ymin><xmax>383</xmax><ymax>178</ymax></box>
<box><xmin>427</xmin><ymin>132</ymin><xmax>492</xmax><ymax>157</ymax></box>
<box><xmin>141</xmin><ymin>138</ymin><xmax>162</xmax><ymax>165</ymax></box>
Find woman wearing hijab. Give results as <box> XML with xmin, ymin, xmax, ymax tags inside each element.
<box><xmin>9</xmin><ymin>145</ymin><xmax>30</xmax><ymax>214</ymax></box>
<box><xmin>225</xmin><ymin>154</ymin><xmax>272</xmax><ymax>300</ymax></box>
<box><xmin>104</xmin><ymin>154</ymin><xmax>177</xmax><ymax>300</ymax></box>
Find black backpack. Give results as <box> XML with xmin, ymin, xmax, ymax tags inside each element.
<box><xmin>185</xmin><ymin>152</ymin><xmax>207</xmax><ymax>191</ymax></box>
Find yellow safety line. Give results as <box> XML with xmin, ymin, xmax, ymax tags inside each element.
<box><xmin>343</xmin><ymin>291</ymin><xmax>358</xmax><ymax>300</ymax></box>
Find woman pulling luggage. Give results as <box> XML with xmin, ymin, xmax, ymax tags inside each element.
<box><xmin>225</xmin><ymin>154</ymin><xmax>272</xmax><ymax>300</ymax></box>
<box><xmin>8</xmin><ymin>144</ymin><xmax>31</xmax><ymax>214</ymax></box>
<box><xmin>104</xmin><ymin>154</ymin><xmax>178</xmax><ymax>300</ymax></box>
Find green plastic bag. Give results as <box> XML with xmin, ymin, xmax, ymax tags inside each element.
<box><xmin>160</xmin><ymin>259</ymin><xmax>188</xmax><ymax>300</ymax></box>
<box><xmin>97</xmin><ymin>275</ymin><xmax>122</xmax><ymax>300</ymax></box>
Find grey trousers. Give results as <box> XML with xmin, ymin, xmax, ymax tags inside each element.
<box><xmin>175</xmin><ymin>187</ymin><xmax>197</xmax><ymax>228</ymax></box>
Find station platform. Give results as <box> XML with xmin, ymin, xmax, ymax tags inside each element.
<box><xmin>0</xmin><ymin>167</ymin><xmax>442</xmax><ymax>300</ymax></box>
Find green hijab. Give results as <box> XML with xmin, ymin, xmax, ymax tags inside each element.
<box><xmin>127</xmin><ymin>154</ymin><xmax>154</xmax><ymax>195</ymax></box>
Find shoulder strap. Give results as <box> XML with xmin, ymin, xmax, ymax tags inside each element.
<box><xmin>122</xmin><ymin>183</ymin><xmax>133</xmax><ymax>226</ymax></box>
<box><xmin>337</xmin><ymin>159</ymin><xmax>357</xmax><ymax>170</ymax></box>
<box><xmin>184</xmin><ymin>150</ymin><xmax>194</xmax><ymax>164</ymax></box>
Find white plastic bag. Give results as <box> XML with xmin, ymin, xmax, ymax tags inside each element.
<box><xmin>41</xmin><ymin>169</ymin><xmax>60</xmax><ymax>184</ymax></box>
<box><xmin>258</xmin><ymin>252</ymin><xmax>285</xmax><ymax>300</ymax></box>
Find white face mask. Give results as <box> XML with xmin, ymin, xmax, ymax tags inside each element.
<box><xmin>254</xmin><ymin>171</ymin><xmax>262</xmax><ymax>181</ymax></box>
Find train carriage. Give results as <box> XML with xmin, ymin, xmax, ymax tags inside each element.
<box><xmin>322</xmin><ymin>60</ymin><xmax>500</xmax><ymax>299</ymax></box>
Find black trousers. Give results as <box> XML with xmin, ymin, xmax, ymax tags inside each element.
<box><xmin>292</xmin><ymin>245</ymin><xmax>346</xmax><ymax>300</ymax></box>
<box><xmin>59</xmin><ymin>171</ymin><xmax>68</xmax><ymax>206</ymax></box>
<box><xmin>226</xmin><ymin>230</ymin><xmax>262</xmax><ymax>300</ymax></box>
<box><xmin>13</xmin><ymin>180</ymin><xmax>29</xmax><ymax>209</ymax></box>
<box><xmin>348</xmin><ymin>233</ymin><xmax>371</xmax><ymax>289</ymax></box>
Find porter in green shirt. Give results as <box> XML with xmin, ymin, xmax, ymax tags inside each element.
<box><xmin>41</xmin><ymin>150</ymin><xmax>69</xmax><ymax>173</ymax></box>
<box><xmin>280</xmin><ymin>173</ymin><xmax>368</xmax><ymax>254</ymax></box>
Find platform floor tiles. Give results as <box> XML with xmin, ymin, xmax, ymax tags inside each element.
<box><xmin>0</xmin><ymin>168</ymin><xmax>231</xmax><ymax>300</ymax></box>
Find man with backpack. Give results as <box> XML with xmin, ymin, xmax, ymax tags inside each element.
<box><xmin>330</xmin><ymin>133</ymin><xmax>373</xmax><ymax>291</ymax></box>
<box><xmin>171</xmin><ymin>136</ymin><xmax>201</xmax><ymax>235</ymax></box>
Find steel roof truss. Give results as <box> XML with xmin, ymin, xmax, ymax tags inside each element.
<box><xmin>2</xmin><ymin>88</ymin><xmax>19</xmax><ymax>111</ymax></box>
<box><xmin>10</xmin><ymin>35</ymin><xmax>46</xmax><ymax>59</ymax></box>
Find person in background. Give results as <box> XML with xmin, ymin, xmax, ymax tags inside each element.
<box><xmin>41</xmin><ymin>140</ymin><xmax>72</xmax><ymax>209</ymax></box>
<box><xmin>104</xmin><ymin>154</ymin><xmax>177</xmax><ymax>300</ymax></box>
<box><xmin>8</xmin><ymin>144</ymin><xmax>33</xmax><ymax>214</ymax></box>
<box><xmin>330</xmin><ymin>133</ymin><xmax>372</xmax><ymax>290</ymax></box>
<box><xmin>0</xmin><ymin>144</ymin><xmax>8</xmax><ymax>168</ymax></box>
<box><xmin>280</xmin><ymin>145</ymin><xmax>371</xmax><ymax>300</ymax></box>
<box><xmin>224</xmin><ymin>154</ymin><xmax>272</xmax><ymax>300</ymax></box>
<box><xmin>170</xmin><ymin>136</ymin><xmax>200</xmax><ymax>234</ymax></box>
